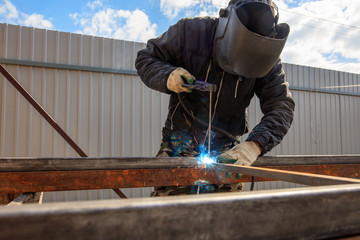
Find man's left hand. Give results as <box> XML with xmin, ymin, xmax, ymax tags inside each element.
<box><xmin>218</xmin><ymin>141</ymin><xmax>261</xmax><ymax>166</ymax></box>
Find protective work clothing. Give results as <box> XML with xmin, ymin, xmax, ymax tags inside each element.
<box><xmin>214</xmin><ymin>0</ymin><xmax>290</xmax><ymax>78</ymax></box>
<box><xmin>218</xmin><ymin>141</ymin><xmax>261</xmax><ymax>166</ymax></box>
<box><xmin>135</xmin><ymin>16</ymin><xmax>294</xmax><ymax>156</ymax></box>
<box><xmin>135</xmin><ymin>0</ymin><xmax>295</xmax><ymax>196</ymax></box>
<box><xmin>167</xmin><ymin>67</ymin><xmax>194</xmax><ymax>93</ymax></box>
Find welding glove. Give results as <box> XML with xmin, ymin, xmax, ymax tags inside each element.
<box><xmin>167</xmin><ymin>67</ymin><xmax>195</xmax><ymax>93</ymax></box>
<box><xmin>218</xmin><ymin>141</ymin><xmax>261</xmax><ymax>166</ymax></box>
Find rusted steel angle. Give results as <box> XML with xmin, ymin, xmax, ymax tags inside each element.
<box><xmin>1</xmin><ymin>184</ymin><xmax>360</xmax><ymax>240</ymax></box>
<box><xmin>0</xmin><ymin>168</ymin><xmax>242</xmax><ymax>194</ymax></box>
<box><xmin>1</xmin><ymin>155</ymin><xmax>360</xmax><ymax>172</ymax></box>
<box><xmin>0</xmin><ymin>157</ymin><xmax>199</xmax><ymax>172</ymax></box>
<box><xmin>0</xmin><ymin>156</ymin><xmax>359</xmax><ymax>193</ymax></box>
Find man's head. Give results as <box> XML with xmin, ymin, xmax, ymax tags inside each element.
<box><xmin>214</xmin><ymin>0</ymin><xmax>290</xmax><ymax>78</ymax></box>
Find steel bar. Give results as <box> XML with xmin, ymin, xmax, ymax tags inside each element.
<box><xmin>0</xmin><ymin>168</ymin><xmax>243</xmax><ymax>194</ymax></box>
<box><xmin>0</xmin><ymin>64</ymin><xmax>126</xmax><ymax>199</ymax></box>
<box><xmin>1</xmin><ymin>184</ymin><xmax>360</xmax><ymax>240</ymax></box>
<box><xmin>1</xmin><ymin>155</ymin><xmax>359</xmax><ymax>172</ymax></box>
<box><xmin>0</xmin><ymin>157</ymin><xmax>198</xmax><ymax>172</ymax></box>
<box><xmin>254</xmin><ymin>154</ymin><xmax>360</xmax><ymax>165</ymax></box>
<box><xmin>1</xmin><ymin>164</ymin><xmax>359</xmax><ymax>194</ymax></box>
<box><xmin>215</xmin><ymin>164</ymin><xmax>360</xmax><ymax>186</ymax></box>
<box><xmin>0</xmin><ymin>64</ymin><xmax>87</xmax><ymax>157</ymax></box>
<box><xmin>1</xmin><ymin>156</ymin><xmax>359</xmax><ymax>194</ymax></box>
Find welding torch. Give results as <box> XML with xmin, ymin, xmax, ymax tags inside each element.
<box><xmin>181</xmin><ymin>76</ymin><xmax>217</xmax><ymax>93</ymax></box>
<box><xmin>180</xmin><ymin>76</ymin><xmax>217</xmax><ymax>155</ymax></box>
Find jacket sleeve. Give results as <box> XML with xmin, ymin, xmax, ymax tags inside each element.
<box><xmin>246</xmin><ymin>59</ymin><xmax>295</xmax><ymax>155</ymax></box>
<box><xmin>135</xmin><ymin>20</ymin><xmax>186</xmax><ymax>94</ymax></box>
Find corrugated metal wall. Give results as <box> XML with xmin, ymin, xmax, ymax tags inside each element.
<box><xmin>1</xmin><ymin>23</ymin><xmax>359</xmax><ymax>202</ymax></box>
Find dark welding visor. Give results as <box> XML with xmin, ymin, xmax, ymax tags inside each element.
<box><xmin>214</xmin><ymin>2</ymin><xmax>290</xmax><ymax>78</ymax></box>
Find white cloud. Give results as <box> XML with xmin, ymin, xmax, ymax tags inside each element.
<box><xmin>160</xmin><ymin>0</ymin><xmax>360</xmax><ymax>74</ymax></box>
<box><xmin>160</xmin><ymin>0</ymin><xmax>197</xmax><ymax>19</ymax></box>
<box><xmin>277</xmin><ymin>0</ymin><xmax>360</xmax><ymax>74</ymax></box>
<box><xmin>21</xmin><ymin>13</ymin><xmax>54</xmax><ymax>29</ymax></box>
<box><xmin>0</xmin><ymin>0</ymin><xmax>54</xmax><ymax>29</ymax></box>
<box><xmin>70</xmin><ymin>2</ymin><xmax>157</xmax><ymax>42</ymax></box>
<box><xmin>86</xmin><ymin>0</ymin><xmax>103</xmax><ymax>10</ymax></box>
<box><xmin>160</xmin><ymin>0</ymin><xmax>228</xmax><ymax>19</ymax></box>
<box><xmin>0</xmin><ymin>0</ymin><xmax>18</xmax><ymax>21</ymax></box>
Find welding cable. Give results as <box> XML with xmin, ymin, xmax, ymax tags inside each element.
<box><xmin>176</xmin><ymin>93</ymin><xmax>240</xmax><ymax>144</ymax></box>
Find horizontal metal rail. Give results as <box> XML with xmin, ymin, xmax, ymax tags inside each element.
<box><xmin>0</xmin><ymin>58</ymin><xmax>138</xmax><ymax>76</ymax></box>
<box><xmin>1</xmin><ymin>184</ymin><xmax>360</xmax><ymax>240</ymax></box>
<box><xmin>0</xmin><ymin>169</ymin><xmax>242</xmax><ymax>194</ymax></box>
<box><xmin>1</xmin><ymin>58</ymin><xmax>359</xmax><ymax>97</ymax></box>
<box><xmin>1</xmin><ymin>155</ymin><xmax>360</xmax><ymax>172</ymax></box>
<box><xmin>0</xmin><ymin>157</ymin><xmax>199</xmax><ymax>172</ymax></box>
<box><xmin>290</xmin><ymin>85</ymin><xmax>360</xmax><ymax>97</ymax></box>
<box><xmin>1</xmin><ymin>156</ymin><xmax>359</xmax><ymax>194</ymax></box>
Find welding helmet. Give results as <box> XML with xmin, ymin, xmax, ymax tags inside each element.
<box><xmin>214</xmin><ymin>0</ymin><xmax>290</xmax><ymax>78</ymax></box>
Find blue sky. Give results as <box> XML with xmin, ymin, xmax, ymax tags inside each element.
<box><xmin>1</xmin><ymin>0</ymin><xmax>360</xmax><ymax>75</ymax></box>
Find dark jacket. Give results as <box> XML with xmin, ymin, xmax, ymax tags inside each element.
<box><xmin>135</xmin><ymin>17</ymin><xmax>295</xmax><ymax>155</ymax></box>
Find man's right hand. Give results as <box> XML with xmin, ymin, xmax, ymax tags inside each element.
<box><xmin>167</xmin><ymin>67</ymin><xmax>195</xmax><ymax>93</ymax></box>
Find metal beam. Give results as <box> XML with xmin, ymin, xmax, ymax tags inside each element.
<box><xmin>1</xmin><ymin>155</ymin><xmax>360</xmax><ymax>172</ymax></box>
<box><xmin>1</xmin><ymin>156</ymin><xmax>359</xmax><ymax>194</ymax></box>
<box><xmin>1</xmin><ymin>184</ymin><xmax>360</xmax><ymax>240</ymax></box>
<box><xmin>0</xmin><ymin>58</ymin><xmax>138</xmax><ymax>76</ymax></box>
<box><xmin>254</xmin><ymin>154</ymin><xmax>360</xmax><ymax>165</ymax></box>
<box><xmin>215</xmin><ymin>164</ymin><xmax>360</xmax><ymax>186</ymax></box>
<box><xmin>0</xmin><ymin>157</ymin><xmax>199</xmax><ymax>172</ymax></box>
<box><xmin>0</xmin><ymin>168</ymin><xmax>243</xmax><ymax>194</ymax></box>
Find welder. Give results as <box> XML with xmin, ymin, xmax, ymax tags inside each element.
<box><xmin>135</xmin><ymin>0</ymin><xmax>295</xmax><ymax>196</ymax></box>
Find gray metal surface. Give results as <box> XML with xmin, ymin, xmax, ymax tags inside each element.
<box><xmin>1</xmin><ymin>184</ymin><xmax>360</xmax><ymax>240</ymax></box>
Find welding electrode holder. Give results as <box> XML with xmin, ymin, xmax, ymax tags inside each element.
<box><xmin>181</xmin><ymin>81</ymin><xmax>217</xmax><ymax>92</ymax></box>
<box><xmin>180</xmin><ymin>76</ymin><xmax>217</xmax><ymax>93</ymax></box>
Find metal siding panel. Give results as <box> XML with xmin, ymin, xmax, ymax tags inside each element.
<box><xmin>342</xmin><ymin>72</ymin><xmax>349</xmax><ymax>154</ymax></box>
<box><xmin>121</xmin><ymin>74</ymin><xmax>133</xmax><ymax>157</ymax></box>
<box><xmin>0</xmin><ymin>24</ymin><xmax>7</xmax><ymax>58</ymax></box>
<box><xmin>132</xmin><ymin>74</ymin><xmax>143</xmax><ymax>157</ymax></box>
<box><xmin>5</xmin><ymin>25</ymin><xmax>19</xmax><ymax>59</ymax></box>
<box><xmin>44</xmin><ymin>69</ymin><xmax>57</xmax><ymax>155</ymax></box>
<box><xmin>299</xmin><ymin>66</ymin><xmax>309</xmax><ymax>154</ymax></box>
<box><xmin>319</xmin><ymin>69</ymin><xmax>327</xmax><ymax>154</ymax></box>
<box><xmin>349</xmin><ymin>74</ymin><xmax>357</xmax><ymax>153</ymax></box>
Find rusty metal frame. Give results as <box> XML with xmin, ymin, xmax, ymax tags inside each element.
<box><xmin>0</xmin><ymin>64</ymin><xmax>127</xmax><ymax>199</ymax></box>
<box><xmin>1</xmin><ymin>155</ymin><xmax>359</xmax><ymax>194</ymax></box>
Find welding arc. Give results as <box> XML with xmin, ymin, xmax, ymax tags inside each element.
<box><xmin>177</xmin><ymin>94</ymin><xmax>240</xmax><ymax>144</ymax></box>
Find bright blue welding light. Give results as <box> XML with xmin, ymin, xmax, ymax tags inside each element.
<box><xmin>197</xmin><ymin>145</ymin><xmax>216</xmax><ymax>164</ymax></box>
<box><xmin>198</xmin><ymin>151</ymin><xmax>216</xmax><ymax>164</ymax></box>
